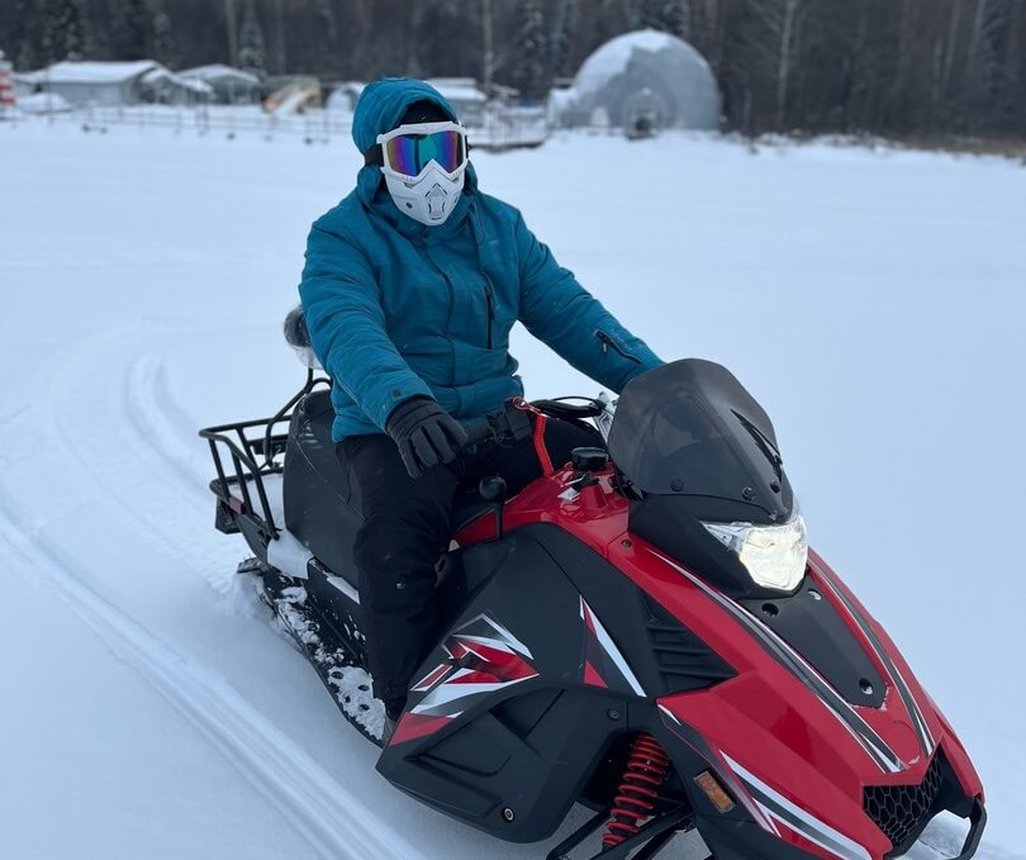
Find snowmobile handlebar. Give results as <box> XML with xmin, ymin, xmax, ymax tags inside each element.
<box><xmin>463</xmin><ymin>396</ymin><xmax>610</xmax><ymax>450</ymax></box>
<box><xmin>462</xmin><ymin>401</ymin><xmax>536</xmax><ymax>449</ymax></box>
<box><xmin>463</xmin><ymin>419</ymin><xmax>498</xmax><ymax>447</ymax></box>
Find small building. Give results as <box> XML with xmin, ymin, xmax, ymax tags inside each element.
<box><xmin>139</xmin><ymin>67</ymin><xmax>212</xmax><ymax>105</ymax></box>
<box><xmin>178</xmin><ymin>64</ymin><xmax>261</xmax><ymax>104</ymax></box>
<box><xmin>17</xmin><ymin>60</ymin><xmax>162</xmax><ymax>107</ymax></box>
<box><xmin>264</xmin><ymin>77</ymin><xmax>321</xmax><ymax>114</ymax></box>
<box><xmin>324</xmin><ymin>81</ymin><xmax>365</xmax><ymax>114</ymax></box>
<box><xmin>549</xmin><ymin>30</ymin><xmax>721</xmax><ymax>133</ymax></box>
<box><xmin>425</xmin><ymin>77</ymin><xmax>488</xmax><ymax>127</ymax></box>
<box><xmin>423</xmin><ymin>77</ymin><xmax>547</xmax><ymax>149</ymax></box>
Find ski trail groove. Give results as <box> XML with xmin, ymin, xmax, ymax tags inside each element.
<box><xmin>16</xmin><ymin>322</ymin><xmax>432</xmax><ymax>860</ymax></box>
<box><xmin>40</xmin><ymin>323</ymin><xmax>239</xmax><ymax>593</ymax></box>
<box><xmin>0</xmin><ymin>496</ymin><xmax>429</xmax><ymax>860</ymax></box>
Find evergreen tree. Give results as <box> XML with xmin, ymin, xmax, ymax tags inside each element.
<box><xmin>0</xmin><ymin>0</ymin><xmax>1024</xmax><ymax>138</ymax></box>
<box><xmin>107</xmin><ymin>0</ymin><xmax>149</xmax><ymax>59</ymax></box>
<box><xmin>40</xmin><ymin>0</ymin><xmax>93</xmax><ymax>62</ymax></box>
<box><xmin>510</xmin><ymin>0</ymin><xmax>548</xmax><ymax>99</ymax></box>
<box><xmin>550</xmin><ymin>0</ymin><xmax>578</xmax><ymax>80</ymax></box>
<box><xmin>637</xmin><ymin>0</ymin><xmax>690</xmax><ymax>38</ymax></box>
<box><xmin>10</xmin><ymin>0</ymin><xmax>43</xmax><ymax>69</ymax></box>
<box><xmin>150</xmin><ymin>0</ymin><xmax>175</xmax><ymax>65</ymax></box>
<box><xmin>237</xmin><ymin>0</ymin><xmax>266</xmax><ymax>76</ymax></box>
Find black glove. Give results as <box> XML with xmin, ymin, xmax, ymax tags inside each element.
<box><xmin>385</xmin><ymin>396</ymin><xmax>469</xmax><ymax>479</ymax></box>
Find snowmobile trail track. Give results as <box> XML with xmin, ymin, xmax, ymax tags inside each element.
<box><xmin>39</xmin><ymin>323</ymin><xmax>241</xmax><ymax>593</ymax></box>
<box><xmin>0</xmin><ymin>496</ymin><xmax>431</xmax><ymax>860</ymax></box>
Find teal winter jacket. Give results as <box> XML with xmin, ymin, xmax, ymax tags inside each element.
<box><xmin>299</xmin><ymin>78</ymin><xmax>662</xmax><ymax>441</ymax></box>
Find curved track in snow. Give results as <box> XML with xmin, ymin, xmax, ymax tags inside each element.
<box><xmin>0</xmin><ymin>321</ymin><xmax>432</xmax><ymax>860</ymax></box>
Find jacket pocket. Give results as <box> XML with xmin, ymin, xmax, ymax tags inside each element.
<box><xmin>595</xmin><ymin>329</ymin><xmax>641</xmax><ymax>364</ymax></box>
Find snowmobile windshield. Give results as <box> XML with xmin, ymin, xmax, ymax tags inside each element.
<box><xmin>607</xmin><ymin>359</ymin><xmax>792</xmax><ymax>521</ymax></box>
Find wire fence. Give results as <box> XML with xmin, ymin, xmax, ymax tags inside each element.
<box><xmin>6</xmin><ymin>102</ymin><xmax>550</xmax><ymax>149</ymax></box>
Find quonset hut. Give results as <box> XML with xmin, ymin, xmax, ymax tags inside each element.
<box><xmin>551</xmin><ymin>30</ymin><xmax>720</xmax><ymax>133</ymax></box>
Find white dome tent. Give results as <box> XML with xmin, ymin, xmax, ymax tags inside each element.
<box><xmin>554</xmin><ymin>29</ymin><xmax>720</xmax><ymax>133</ymax></box>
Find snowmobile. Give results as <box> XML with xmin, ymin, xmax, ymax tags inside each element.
<box><xmin>199</xmin><ymin>314</ymin><xmax>986</xmax><ymax>860</ymax></box>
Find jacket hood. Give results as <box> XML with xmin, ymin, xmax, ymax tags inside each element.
<box><xmin>352</xmin><ymin>77</ymin><xmax>478</xmax><ymax>209</ymax></box>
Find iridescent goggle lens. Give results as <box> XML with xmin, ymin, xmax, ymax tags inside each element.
<box><xmin>383</xmin><ymin>129</ymin><xmax>466</xmax><ymax>177</ymax></box>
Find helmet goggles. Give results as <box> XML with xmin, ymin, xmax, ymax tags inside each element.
<box><xmin>375</xmin><ymin>121</ymin><xmax>468</xmax><ymax>181</ymax></box>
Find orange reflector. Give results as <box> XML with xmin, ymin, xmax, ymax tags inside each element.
<box><xmin>694</xmin><ymin>770</ymin><xmax>735</xmax><ymax>813</ymax></box>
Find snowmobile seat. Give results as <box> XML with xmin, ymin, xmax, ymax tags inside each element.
<box><xmin>283</xmin><ymin>389</ymin><xmax>494</xmax><ymax>582</ymax></box>
<box><xmin>283</xmin><ymin>389</ymin><xmax>356</xmax><ymax>579</ymax></box>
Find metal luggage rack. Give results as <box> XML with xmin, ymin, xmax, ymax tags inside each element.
<box><xmin>199</xmin><ymin>371</ymin><xmax>329</xmax><ymax>541</ymax></box>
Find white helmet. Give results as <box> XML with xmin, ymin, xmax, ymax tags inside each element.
<box><xmin>375</xmin><ymin>120</ymin><xmax>469</xmax><ymax>227</ymax></box>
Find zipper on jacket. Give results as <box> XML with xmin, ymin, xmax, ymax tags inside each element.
<box><xmin>595</xmin><ymin>329</ymin><xmax>642</xmax><ymax>364</ymax></box>
<box><xmin>483</xmin><ymin>280</ymin><xmax>495</xmax><ymax>349</ymax></box>
<box><xmin>423</xmin><ymin>251</ymin><xmax>456</xmax><ymax>385</ymax></box>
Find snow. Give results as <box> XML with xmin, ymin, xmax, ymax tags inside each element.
<box><xmin>179</xmin><ymin>64</ymin><xmax>261</xmax><ymax>85</ymax></box>
<box><xmin>141</xmin><ymin>67</ymin><xmax>213</xmax><ymax>95</ymax></box>
<box><xmin>14</xmin><ymin>91</ymin><xmax>74</xmax><ymax>113</ymax></box>
<box><xmin>1</xmin><ymin>116</ymin><xmax>1024</xmax><ymax>859</ymax></box>
<box><xmin>19</xmin><ymin>60</ymin><xmax>159</xmax><ymax>85</ymax></box>
<box><xmin>426</xmin><ymin>77</ymin><xmax>488</xmax><ymax>103</ymax></box>
<box><xmin>574</xmin><ymin>29</ymin><xmax>686</xmax><ymax>95</ymax></box>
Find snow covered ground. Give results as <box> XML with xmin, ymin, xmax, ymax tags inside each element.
<box><xmin>1</xmin><ymin>116</ymin><xmax>1024</xmax><ymax>859</ymax></box>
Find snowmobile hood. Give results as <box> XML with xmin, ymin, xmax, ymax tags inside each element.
<box><xmin>648</xmin><ymin>545</ymin><xmax>985</xmax><ymax>860</ymax></box>
<box><xmin>351</xmin><ymin>76</ymin><xmax>479</xmax><ymax>209</ymax></box>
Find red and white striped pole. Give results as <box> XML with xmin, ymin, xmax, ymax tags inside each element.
<box><xmin>0</xmin><ymin>50</ymin><xmax>16</xmax><ymax>120</ymax></box>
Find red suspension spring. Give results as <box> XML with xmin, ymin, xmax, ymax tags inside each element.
<box><xmin>601</xmin><ymin>733</ymin><xmax>671</xmax><ymax>848</ymax></box>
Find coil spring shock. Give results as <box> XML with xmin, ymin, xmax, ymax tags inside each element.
<box><xmin>601</xmin><ymin>733</ymin><xmax>671</xmax><ymax>848</ymax></box>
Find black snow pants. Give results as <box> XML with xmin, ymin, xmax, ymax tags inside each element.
<box><xmin>337</xmin><ymin>418</ymin><xmax>597</xmax><ymax>714</ymax></box>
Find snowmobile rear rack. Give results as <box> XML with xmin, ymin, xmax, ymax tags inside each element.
<box><xmin>199</xmin><ymin>371</ymin><xmax>329</xmax><ymax>541</ymax></box>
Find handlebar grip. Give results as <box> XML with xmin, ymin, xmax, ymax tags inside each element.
<box><xmin>463</xmin><ymin>420</ymin><xmax>495</xmax><ymax>447</ymax></box>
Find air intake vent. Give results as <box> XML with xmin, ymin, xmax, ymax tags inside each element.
<box><xmin>863</xmin><ymin>750</ymin><xmax>944</xmax><ymax>850</ymax></box>
<box><xmin>643</xmin><ymin>594</ymin><xmax>735</xmax><ymax>694</ymax></box>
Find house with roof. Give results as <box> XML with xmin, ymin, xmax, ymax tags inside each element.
<box><xmin>140</xmin><ymin>67</ymin><xmax>212</xmax><ymax>104</ymax></box>
<box><xmin>18</xmin><ymin>60</ymin><xmax>209</xmax><ymax>107</ymax></box>
<box><xmin>178</xmin><ymin>64</ymin><xmax>261</xmax><ymax>104</ymax></box>
<box><xmin>425</xmin><ymin>77</ymin><xmax>488</xmax><ymax>127</ymax></box>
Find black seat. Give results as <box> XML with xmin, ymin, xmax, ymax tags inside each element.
<box><xmin>283</xmin><ymin>390</ymin><xmax>494</xmax><ymax>583</ymax></box>
<box><xmin>283</xmin><ymin>390</ymin><xmax>359</xmax><ymax>580</ymax></box>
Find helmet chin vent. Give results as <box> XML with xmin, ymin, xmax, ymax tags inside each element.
<box><xmin>384</xmin><ymin>166</ymin><xmax>463</xmax><ymax>226</ymax></box>
<box><xmin>427</xmin><ymin>184</ymin><xmax>447</xmax><ymax>217</ymax></box>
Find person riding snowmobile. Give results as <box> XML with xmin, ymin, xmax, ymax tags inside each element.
<box><xmin>298</xmin><ymin>77</ymin><xmax>662</xmax><ymax>734</ymax></box>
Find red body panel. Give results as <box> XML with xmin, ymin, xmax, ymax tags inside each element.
<box><xmin>455</xmin><ymin>462</ymin><xmax>984</xmax><ymax>860</ymax></box>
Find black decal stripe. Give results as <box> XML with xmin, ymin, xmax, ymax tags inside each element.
<box><xmin>810</xmin><ymin>561</ymin><xmax>935</xmax><ymax>758</ymax></box>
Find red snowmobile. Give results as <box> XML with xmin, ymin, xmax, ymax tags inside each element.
<box><xmin>200</xmin><ymin>323</ymin><xmax>985</xmax><ymax>860</ymax></box>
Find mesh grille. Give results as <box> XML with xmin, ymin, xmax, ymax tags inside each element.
<box><xmin>863</xmin><ymin>751</ymin><xmax>944</xmax><ymax>849</ymax></box>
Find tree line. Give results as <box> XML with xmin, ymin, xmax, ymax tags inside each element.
<box><xmin>2</xmin><ymin>0</ymin><xmax>1024</xmax><ymax>138</ymax></box>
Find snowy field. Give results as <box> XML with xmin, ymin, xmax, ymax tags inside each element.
<box><xmin>1</xmin><ymin>116</ymin><xmax>1024</xmax><ymax>859</ymax></box>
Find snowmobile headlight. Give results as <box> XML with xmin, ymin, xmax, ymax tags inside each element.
<box><xmin>703</xmin><ymin>511</ymin><xmax>808</xmax><ymax>592</ymax></box>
